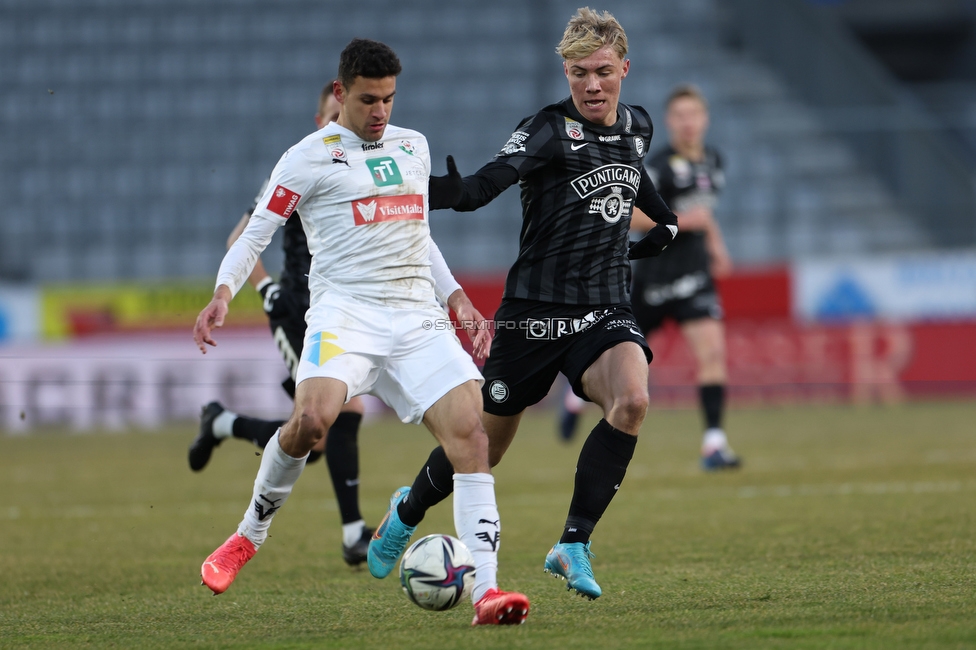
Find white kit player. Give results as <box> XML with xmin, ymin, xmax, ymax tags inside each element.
<box><xmin>191</xmin><ymin>38</ymin><xmax>529</xmax><ymax>626</ymax></box>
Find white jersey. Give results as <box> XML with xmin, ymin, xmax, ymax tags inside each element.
<box><xmin>218</xmin><ymin>122</ymin><xmax>437</xmax><ymax>309</ymax></box>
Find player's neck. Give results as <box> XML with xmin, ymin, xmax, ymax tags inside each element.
<box><xmin>672</xmin><ymin>141</ymin><xmax>704</xmax><ymax>162</ymax></box>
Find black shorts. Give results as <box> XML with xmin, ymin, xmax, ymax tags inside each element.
<box><xmin>631</xmin><ymin>270</ymin><xmax>723</xmax><ymax>334</ymax></box>
<box><xmin>263</xmin><ymin>286</ymin><xmax>309</xmax><ymax>399</ymax></box>
<box><xmin>481</xmin><ymin>299</ymin><xmax>652</xmax><ymax>417</ymax></box>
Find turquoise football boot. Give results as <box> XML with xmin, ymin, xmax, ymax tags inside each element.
<box><xmin>544</xmin><ymin>541</ymin><xmax>602</xmax><ymax>599</ymax></box>
<box><xmin>367</xmin><ymin>486</ymin><xmax>416</xmax><ymax>579</ymax></box>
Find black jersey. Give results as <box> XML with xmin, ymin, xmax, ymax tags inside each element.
<box><xmin>249</xmin><ymin>178</ymin><xmax>311</xmax><ymax>309</ymax></box>
<box><xmin>637</xmin><ymin>145</ymin><xmax>724</xmax><ymax>284</ymax></box>
<box><xmin>464</xmin><ymin>97</ymin><xmax>673</xmax><ymax>306</ymax></box>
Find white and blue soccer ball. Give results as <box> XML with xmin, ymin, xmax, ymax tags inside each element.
<box><xmin>399</xmin><ymin>534</ymin><xmax>476</xmax><ymax>611</ymax></box>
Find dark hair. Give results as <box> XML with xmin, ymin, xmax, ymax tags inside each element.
<box><xmin>337</xmin><ymin>39</ymin><xmax>402</xmax><ymax>87</ymax></box>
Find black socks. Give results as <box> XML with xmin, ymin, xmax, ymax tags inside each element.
<box><xmin>699</xmin><ymin>384</ymin><xmax>725</xmax><ymax>430</ymax></box>
<box><xmin>398</xmin><ymin>445</ymin><xmax>455</xmax><ymax>527</ymax></box>
<box><xmin>232</xmin><ymin>416</ymin><xmax>286</xmax><ymax>448</ymax></box>
<box><xmin>324</xmin><ymin>412</ymin><xmax>364</xmax><ymax>525</ymax></box>
<box><xmin>560</xmin><ymin>419</ymin><xmax>637</xmax><ymax>545</ymax></box>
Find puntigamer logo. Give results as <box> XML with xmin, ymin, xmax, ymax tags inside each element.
<box><xmin>570</xmin><ymin>164</ymin><xmax>641</xmax><ymax>199</ymax></box>
<box><xmin>366</xmin><ymin>157</ymin><xmax>402</xmax><ymax>187</ymax></box>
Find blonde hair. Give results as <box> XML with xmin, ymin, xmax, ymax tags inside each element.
<box><xmin>666</xmin><ymin>83</ymin><xmax>708</xmax><ymax>110</ymax></box>
<box><xmin>556</xmin><ymin>7</ymin><xmax>628</xmax><ymax>61</ymax></box>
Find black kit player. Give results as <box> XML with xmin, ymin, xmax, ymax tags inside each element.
<box><xmin>560</xmin><ymin>84</ymin><xmax>741</xmax><ymax>470</ymax></box>
<box><xmin>365</xmin><ymin>8</ymin><xmax>679</xmax><ymax>600</ymax></box>
<box><xmin>632</xmin><ymin>84</ymin><xmax>740</xmax><ymax>470</ymax></box>
<box><xmin>187</xmin><ymin>85</ymin><xmax>376</xmax><ymax>565</ymax></box>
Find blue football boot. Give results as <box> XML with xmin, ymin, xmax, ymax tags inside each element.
<box><xmin>544</xmin><ymin>541</ymin><xmax>602</xmax><ymax>599</ymax></box>
<box><xmin>367</xmin><ymin>486</ymin><xmax>416</xmax><ymax>578</ymax></box>
<box><xmin>701</xmin><ymin>447</ymin><xmax>742</xmax><ymax>471</ymax></box>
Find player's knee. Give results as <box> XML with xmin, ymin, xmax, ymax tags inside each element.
<box><xmin>700</xmin><ymin>343</ymin><xmax>727</xmax><ymax>376</ymax></box>
<box><xmin>451</xmin><ymin>416</ymin><xmax>489</xmax><ymax>453</ymax></box>
<box><xmin>294</xmin><ymin>406</ymin><xmax>335</xmax><ymax>445</ymax></box>
<box><xmin>614</xmin><ymin>387</ymin><xmax>648</xmax><ymax>425</ymax></box>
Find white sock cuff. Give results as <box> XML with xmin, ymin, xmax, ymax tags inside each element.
<box><xmin>212</xmin><ymin>410</ymin><xmax>237</xmax><ymax>438</ymax></box>
<box><xmin>266</xmin><ymin>431</ymin><xmax>308</xmax><ymax>469</ymax></box>
<box><xmin>452</xmin><ymin>472</ymin><xmax>494</xmax><ymax>486</ymax></box>
<box><xmin>702</xmin><ymin>428</ymin><xmax>728</xmax><ymax>452</ymax></box>
<box><xmin>342</xmin><ymin>520</ymin><xmax>365</xmax><ymax>547</ymax></box>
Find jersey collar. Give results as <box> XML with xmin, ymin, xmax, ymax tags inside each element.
<box><xmin>562</xmin><ymin>97</ymin><xmax>625</xmax><ymax>135</ymax></box>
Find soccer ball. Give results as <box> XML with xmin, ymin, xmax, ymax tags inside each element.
<box><xmin>399</xmin><ymin>534</ymin><xmax>476</xmax><ymax>611</ymax></box>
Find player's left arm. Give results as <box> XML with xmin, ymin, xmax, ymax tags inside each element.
<box><xmin>628</xmin><ymin>167</ymin><xmax>678</xmax><ymax>259</ymax></box>
<box><xmin>428</xmin><ymin>236</ymin><xmax>492</xmax><ymax>359</ymax></box>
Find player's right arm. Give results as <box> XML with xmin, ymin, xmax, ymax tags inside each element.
<box><xmin>193</xmin><ymin>149</ymin><xmax>314</xmax><ymax>353</ymax></box>
<box><xmin>428</xmin><ymin>113</ymin><xmax>552</xmax><ymax>212</ymax></box>
<box><xmin>194</xmin><ymin>213</ymin><xmax>282</xmax><ymax>353</ymax></box>
<box><xmin>227</xmin><ymin>211</ymin><xmax>274</xmax><ymax>292</ymax></box>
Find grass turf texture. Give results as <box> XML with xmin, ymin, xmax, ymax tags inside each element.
<box><xmin>2</xmin><ymin>402</ymin><xmax>975</xmax><ymax>649</ymax></box>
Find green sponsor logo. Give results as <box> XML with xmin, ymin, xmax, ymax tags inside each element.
<box><xmin>366</xmin><ymin>157</ymin><xmax>402</xmax><ymax>186</ymax></box>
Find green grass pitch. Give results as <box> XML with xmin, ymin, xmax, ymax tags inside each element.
<box><xmin>2</xmin><ymin>401</ymin><xmax>975</xmax><ymax>649</ymax></box>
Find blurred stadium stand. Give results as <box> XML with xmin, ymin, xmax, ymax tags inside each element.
<box><xmin>3</xmin><ymin>0</ymin><xmax>975</xmax><ymax>284</ymax></box>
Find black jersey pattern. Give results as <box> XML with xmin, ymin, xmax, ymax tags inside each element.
<box><xmin>493</xmin><ymin>98</ymin><xmax>657</xmax><ymax>306</ymax></box>
<box><xmin>638</xmin><ymin>145</ymin><xmax>724</xmax><ymax>285</ymax></box>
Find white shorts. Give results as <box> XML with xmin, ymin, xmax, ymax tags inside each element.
<box><xmin>296</xmin><ymin>293</ymin><xmax>483</xmax><ymax>424</ymax></box>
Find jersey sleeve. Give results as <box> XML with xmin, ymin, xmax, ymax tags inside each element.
<box><xmin>217</xmin><ymin>148</ymin><xmax>315</xmax><ymax>297</ymax></box>
<box><xmin>251</xmin><ymin>147</ymin><xmax>317</xmax><ymax>223</ymax></box>
<box><xmin>427</xmin><ymin>236</ymin><xmax>461</xmax><ymax>305</ymax></box>
<box><xmin>247</xmin><ymin>177</ymin><xmax>270</xmax><ymax>215</ymax></box>
<box><xmin>492</xmin><ymin>112</ymin><xmax>557</xmax><ymax>179</ymax></box>
<box><xmin>215</xmin><ymin>213</ymin><xmax>281</xmax><ymax>297</ymax></box>
<box><xmin>629</xmin><ymin>165</ymin><xmax>678</xmax><ymax>260</ymax></box>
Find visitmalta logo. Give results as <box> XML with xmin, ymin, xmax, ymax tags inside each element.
<box><xmin>351</xmin><ymin>194</ymin><xmax>424</xmax><ymax>226</ymax></box>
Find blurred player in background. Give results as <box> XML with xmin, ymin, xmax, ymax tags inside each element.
<box><xmin>365</xmin><ymin>8</ymin><xmax>679</xmax><ymax>601</ymax></box>
<box><xmin>192</xmin><ymin>39</ymin><xmax>529</xmax><ymax>626</ymax></box>
<box><xmin>187</xmin><ymin>84</ymin><xmax>377</xmax><ymax>567</ymax></box>
<box><xmin>559</xmin><ymin>85</ymin><xmax>740</xmax><ymax>471</ymax></box>
<box><xmin>631</xmin><ymin>84</ymin><xmax>739</xmax><ymax>470</ymax></box>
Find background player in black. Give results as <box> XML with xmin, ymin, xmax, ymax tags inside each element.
<box><xmin>366</xmin><ymin>8</ymin><xmax>678</xmax><ymax>600</ymax></box>
<box><xmin>631</xmin><ymin>84</ymin><xmax>740</xmax><ymax>470</ymax></box>
<box><xmin>187</xmin><ymin>85</ymin><xmax>375</xmax><ymax>565</ymax></box>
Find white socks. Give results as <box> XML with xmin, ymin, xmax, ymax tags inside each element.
<box><xmin>212</xmin><ymin>410</ymin><xmax>237</xmax><ymax>439</ymax></box>
<box><xmin>342</xmin><ymin>520</ymin><xmax>366</xmax><ymax>547</ymax></box>
<box><xmin>702</xmin><ymin>428</ymin><xmax>728</xmax><ymax>455</ymax></box>
<box><xmin>238</xmin><ymin>431</ymin><xmax>307</xmax><ymax>547</ymax></box>
<box><xmin>453</xmin><ymin>472</ymin><xmax>500</xmax><ymax>603</ymax></box>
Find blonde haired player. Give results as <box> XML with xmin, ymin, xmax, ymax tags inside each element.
<box><xmin>366</xmin><ymin>8</ymin><xmax>680</xmax><ymax>601</ymax></box>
